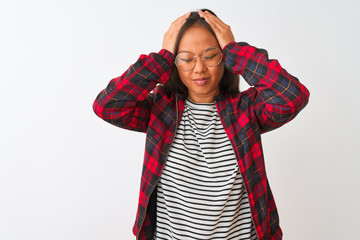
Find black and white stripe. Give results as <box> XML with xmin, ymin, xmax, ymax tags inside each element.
<box><xmin>153</xmin><ymin>99</ymin><xmax>258</xmax><ymax>240</ymax></box>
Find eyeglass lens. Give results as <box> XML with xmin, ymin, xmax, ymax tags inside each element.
<box><xmin>175</xmin><ymin>48</ymin><xmax>222</xmax><ymax>71</ymax></box>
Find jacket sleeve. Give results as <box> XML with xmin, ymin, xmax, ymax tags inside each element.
<box><xmin>222</xmin><ymin>41</ymin><xmax>310</xmax><ymax>134</ymax></box>
<box><xmin>92</xmin><ymin>49</ymin><xmax>174</xmax><ymax>133</ymax></box>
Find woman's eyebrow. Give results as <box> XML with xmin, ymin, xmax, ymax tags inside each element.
<box><xmin>177</xmin><ymin>50</ymin><xmax>192</xmax><ymax>54</ymax></box>
<box><xmin>178</xmin><ymin>46</ymin><xmax>219</xmax><ymax>54</ymax></box>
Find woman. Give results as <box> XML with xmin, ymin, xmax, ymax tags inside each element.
<box><xmin>93</xmin><ymin>9</ymin><xmax>310</xmax><ymax>240</ymax></box>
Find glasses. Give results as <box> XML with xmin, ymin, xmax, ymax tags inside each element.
<box><xmin>175</xmin><ymin>47</ymin><xmax>223</xmax><ymax>72</ymax></box>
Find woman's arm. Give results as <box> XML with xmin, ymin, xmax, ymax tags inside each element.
<box><xmin>223</xmin><ymin>41</ymin><xmax>310</xmax><ymax>133</ymax></box>
<box><xmin>92</xmin><ymin>49</ymin><xmax>173</xmax><ymax>132</ymax></box>
<box><xmin>199</xmin><ymin>10</ymin><xmax>310</xmax><ymax>133</ymax></box>
<box><xmin>93</xmin><ymin>12</ymin><xmax>190</xmax><ymax>132</ymax></box>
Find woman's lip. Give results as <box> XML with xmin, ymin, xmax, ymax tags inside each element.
<box><xmin>193</xmin><ymin>78</ymin><xmax>209</xmax><ymax>86</ymax></box>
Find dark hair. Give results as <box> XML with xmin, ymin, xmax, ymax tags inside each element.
<box><xmin>164</xmin><ymin>8</ymin><xmax>240</xmax><ymax>98</ymax></box>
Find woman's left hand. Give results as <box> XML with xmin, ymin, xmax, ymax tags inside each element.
<box><xmin>198</xmin><ymin>10</ymin><xmax>235</xmax><ymax>50</ymax></box>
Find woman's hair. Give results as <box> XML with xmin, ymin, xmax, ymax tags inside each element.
<box><xmin>164</xmin><ymin>8</ymin><xmax>240</xmax><ymax>98</ymax></box>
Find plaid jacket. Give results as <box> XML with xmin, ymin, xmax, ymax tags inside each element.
<box><xmin>92</xmin><ymin>41</ymin><xmax>310</xmax><ymax>240</ymax></box>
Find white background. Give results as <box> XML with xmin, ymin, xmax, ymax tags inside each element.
<box><xmin>1</xmin><ymin>0</ymin><xmax>359</xmax><ymax>239</ymax></box>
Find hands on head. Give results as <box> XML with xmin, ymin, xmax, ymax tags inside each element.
<box><xmin>162</xmin><ymin>12</ymin><xmax>191</xmax><ymax>54</ymax></box>
<box><xmin>162</xmin><ymin>10</ymin><xmax>235</xmax><ymax>54</ymax></box>
<box><xmin>197</xmin><ymin>10</ymin><xmax>235</xmax><ymax>50</ymax></box>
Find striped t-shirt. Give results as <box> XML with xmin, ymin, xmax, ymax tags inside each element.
<box><xmin>153</xmin><ymin>99</ymin><xmax>258</xmax><ymax>240</ymax></box>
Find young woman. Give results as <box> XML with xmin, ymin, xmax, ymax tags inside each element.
<box><xmin>93</xmin><ymin>9</ymin><xmax>310</xmax><ymax>240</ymax></box>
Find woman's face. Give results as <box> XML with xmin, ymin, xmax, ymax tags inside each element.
<box><xmin>177</xmin><ymin>25</ymin><xmax>224</xmax><ymax>103</ymax></box>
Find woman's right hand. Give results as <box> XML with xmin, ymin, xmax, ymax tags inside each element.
<box><xmin>162</xmin><ymin>12</ymin><xmax>191</xmax><ymax>54</ymax></box>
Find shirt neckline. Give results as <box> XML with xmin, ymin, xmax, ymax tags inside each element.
<box><xmin>185</xmin><ymin>98</ymin><xmax>216</xmax><ymax>105</ymax></box>
<box><xmin>185</xmin><ymin>98</ymin><xmax>216</xmax><ymax>111</ymax></box>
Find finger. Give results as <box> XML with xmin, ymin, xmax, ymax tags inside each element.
<box><xmin>206</xmin><ymin>11</ymin><xmax>227</xmax><ymax>26</ymax></box>
<box><xmin>206</xmin><ymin>18</ymin><xmax>221</xmax><ymax>35</ymax></box>
<box><xmin>166</xmin><ymin>12</ymin><xmax>188</xmax><ymax>36</ymax></box>
<box><xmin>198</xmin><ymin>11</ymin><xmax>221</xmax><ymax>34</ymax></box>
<box><xmin>182</xmin><ymin>11</ymin><xmax>191</xmax><ymax>19</ymax></box>
<box><xmin>167</xmin><ymin>14</ymin><xmax>189</xmax><ymax>35</ymax></box>
<box><xmin>198</xmin><ymin>10</ymin><xmax>235</xmax><ymax>49</ymax></box>
<box><xmin>198</xmin><ymin>10</ymin><xmax>227</xmax><ymax>29</ymax></box>
<box><xmin>166</xmin><ymin>12</ymin><xmax>190</xmax><ymax>39</ymax></box>
<box><xmin>171</xmin><ymin>15</ymin><xmax>189</xmax><ymax>33</ymax></box>
<box><xmin>173</xmin><ymin>12</ymin><xmax>191</xmax><ymax>25</ymax></box>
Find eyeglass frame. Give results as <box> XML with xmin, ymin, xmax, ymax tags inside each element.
<box><xmin>174</xmin><ymin>47</ymin><xmax>223</xmax><ymax>72</ymax></box>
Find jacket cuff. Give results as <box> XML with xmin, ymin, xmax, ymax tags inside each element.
<box><xmin>222</xmin><ymin>41</ymin><xmax>251</xmax><ymax>74</ymax></box>
<box><xmin>222</xmin><ymin>41</ymin><xmax>237</xmax><ymax>53</ymax></box>
<box><xmin>158</xmin><ymin>49</ymin><xmax>174</xmax><ymax>67</ymax></box>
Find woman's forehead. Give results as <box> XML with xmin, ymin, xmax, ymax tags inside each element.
<box><xmin>178</xmin><ymin>26</ymin><xmax>219</xmax><ymax>53</ymax></box>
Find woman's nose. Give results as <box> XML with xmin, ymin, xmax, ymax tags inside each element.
<box><xmin>193</xmin><ymin>56</ymin><xmax>207</xmax><ymax>73</ymax></box>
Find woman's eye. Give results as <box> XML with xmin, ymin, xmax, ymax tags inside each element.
<box><xmin>180</xmin><ymin>58</ymin><xmax>192</xmax><ymax>63</ymax></box>
<box><xmin>205</xmin><ymin>53</ymin><xmax>217</xmax><ymax>60</ymax></box>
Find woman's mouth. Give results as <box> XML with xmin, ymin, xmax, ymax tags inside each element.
<box><xmin>193</xmin><ymin>78</ymin><xmax>209</xmax><ymax>86</ymax></box>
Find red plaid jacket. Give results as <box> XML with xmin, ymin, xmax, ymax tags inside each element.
<box><xmin>92</xmin><ymin>41</ymin><xmax>310</xmax><ymax>240</ymax></box>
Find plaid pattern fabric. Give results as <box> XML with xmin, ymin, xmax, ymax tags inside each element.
<box><xmin>92</xmin><ymin>42</ymin><xmax>310</xmax><ymax>240</ymax></box>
